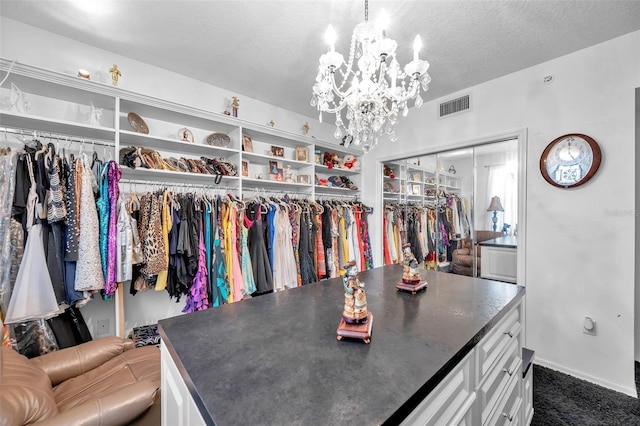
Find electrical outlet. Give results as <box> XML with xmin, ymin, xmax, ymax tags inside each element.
<box><xmin>96</xmin><ymin>319</ymin><xmax>110</xmax><ymax>336</ymax></box>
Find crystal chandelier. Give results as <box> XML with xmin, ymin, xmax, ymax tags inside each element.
<box><xmin>311</xmin><ymin>0</ymin><xmax>431</xmax><ymax>153</ymax></box>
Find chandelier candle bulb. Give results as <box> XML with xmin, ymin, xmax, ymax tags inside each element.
<box><xmin>326</xmin><ymin>26</ymin><xmax>337</xmax><ymax>52</ymax></box>
<box><xmin>413</xmin><ymin>35</ymin><xmax>422</xmax><ymax>61</ymax></box>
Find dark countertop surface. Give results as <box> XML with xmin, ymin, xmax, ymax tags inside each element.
<box><xmin>158</xmin><ymin>264</ymin><xmax>525</xmax><ymax>426</ymax></box>
<box><xmin>478</xmin><ymin>235</ymin><xmax>518</xmax><ymax>248</ymax></box>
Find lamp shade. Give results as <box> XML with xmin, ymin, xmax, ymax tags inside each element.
<box><xmin>487</xmin><ymin>196</ymin><xmax>504</xmax><ymax>212</ymax></box>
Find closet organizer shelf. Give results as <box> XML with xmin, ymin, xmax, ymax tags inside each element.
<box><xmin>120</xmin><ymin>167</ymin><xmax>240</xmax><ymax>185</ymax></box>
<box><xmin>314</xmin><ymin>164</ymin><xmax>360</xmax><ymax>175</ymax></box>
<box><xmin>242</xmin><ymin>178</ymin><xmax>312</xmax><ymax>191</ymax></box>
<box><xmin>242</xmin><ymin>151</ymin><xmax>312</xmax><ymax>167</ymax></box>
<box><xmin>0</xmin><ymin>111</ymin><xmax>116</xmax><ymax>141</ymax></box>
<box><xmin>119</xmin><ymin>130</ymin><xmax>237</xmax><ymax>157</ymax></box>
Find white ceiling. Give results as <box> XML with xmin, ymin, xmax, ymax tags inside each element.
<box><xmin>2</xmin><ymin>1</ymin><xmax>640</xmax><ymax>118</ymax></box>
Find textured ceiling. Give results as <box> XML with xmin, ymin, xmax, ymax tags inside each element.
<box><xmin>2</xmin><ymin>1</ymin><xmax>640</xmax><ymax>117</ymax></box>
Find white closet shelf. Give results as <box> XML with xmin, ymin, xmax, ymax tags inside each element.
<box><xmin>119</xmin><ymin>130</ymin><xmax>237</xmax><ymax>157</ymax></box>
<box><xmin>314</xmin><ymin>185</ymin><xmax>359</xmax><ymax>194</ymax></box>
<box><xmin>242</xmin><ymin>178</ymin><xmax>313</xmax><ymax>192</ymax></box>
<box><xmin>314</xmin><ymin>164</ymin><xmax>360</xmax><ymax>175</ymax></box>
<box><xmin>241</xmin><ymin>151</ymin><xmax>313</xmax><ymax>167</ymax></box>
<box><xmin>0</xmin><ymin>111</ymin><xmax>116</xmax><ymax>141</ymax></box>
<box><xmin>120</xmin><ymin>167</ymin><xmax>240</xmax><ymax>185</ymax></box>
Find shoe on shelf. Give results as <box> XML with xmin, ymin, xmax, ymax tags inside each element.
<box><xmin>340</xmin><ymin>176</ymin><xmax>358</xmax><ymax>190</ymax></box>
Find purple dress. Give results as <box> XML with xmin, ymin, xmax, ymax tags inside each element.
<box><xmin>183</xmin><ymin>214</ymin><xmax>209</xmax><ymax>313</ymax></box>
<box><xmin>105</xmin><ymin>161</ymin><xmax>121</xmax><ymax>296</ymax></box>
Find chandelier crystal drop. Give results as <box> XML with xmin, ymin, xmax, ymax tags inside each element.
<box><xmin>311</xmin><ymin>0</ymin><xmax>431</xmax><ymax>153</ymax></box>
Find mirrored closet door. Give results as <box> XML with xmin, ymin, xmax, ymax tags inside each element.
<box><xmin>381</xmin><ymin>138</ymin><xmax>518</xmax><ymax>283</ymax></box>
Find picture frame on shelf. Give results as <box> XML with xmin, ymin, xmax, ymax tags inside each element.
<box><xmin>242</xmin><ymin>161</ymin><xmax>249</xmax><ymax>177</ymax></box>
<box><xmin>314</xmin><ymin>149</ymin><xmax>322</xmax><ymax>164</ymax></box>
<box><xmin>273</xmin><ymin>168</ymin><xmax>284</xmax><ymax>181</ymax></box>
<box><xmin>271</xmin><ymin>145</ymin><xmax>284</xmax><ymax>157</ymax></box>
<box><xmin>269</xmin><ymin>160</ymin><xmax>279</xmax><ymax>175</ymax></box>
<box><xmin>412</xmin><ymin>172</ymin><xmax>421</xmax><ymax>182</ymax></box>
<box><xmin>295</xmin><ymin>147</ymin><xmax>309</xmax><ymax>162</ymax></box>
<box><xmin>242</xmin><ymin>134</ymin><xmax>253</xmax><ymax>152</ymax></box>
<box><xmin>413</xmin><ymin>184</ymin><xmax>421</xmax><ymax>196</ymax></box>
<box><xmin>297</xmin><ymin>175</ymin><xmax>310</xmax><ymax>184</ymax></box>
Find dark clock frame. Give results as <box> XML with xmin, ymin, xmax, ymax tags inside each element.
<box><xmin>540</xmin><ymin>133</ymin><xmax>602</xmax><ymax>188</ymax></box>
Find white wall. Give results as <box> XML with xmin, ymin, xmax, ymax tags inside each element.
<box><xmin>365</xmin><ymin>31</ymin><xmax>639</xmax><ymax>396</ymax></box>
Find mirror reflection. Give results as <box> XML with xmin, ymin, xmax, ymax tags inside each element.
<box><xmin>382</xmin><ymin>138</ymin><xmax>518</xmax><ymax>283</ymax></box>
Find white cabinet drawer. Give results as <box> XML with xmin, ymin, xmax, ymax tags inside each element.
<box><xmin>478</xmin><ymin>335</ymin><xmax>522</xmax><ymax>424</ymax></box>
<box><xmin>401</xmin><ymin>351</ymin><xmax>475</xmax><ymax>426</ymax></box>
<box><xmin>523</xmin><ymin>363</ymin><xmax>534</xmax><ymax>425</ymax></box>
<box><xmin>476</xmin><ymin>302</ymin><xmax>521</xmax><ymax>382</ymax></box>
<box><xmin>486</xmin><ymin>372</ymin><xmax>522</xmax><ymax>426</ymax></box>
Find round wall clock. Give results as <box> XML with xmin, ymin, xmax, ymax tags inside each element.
<box><xmin>539</xmin><ymin>133</ymin><xmax>602</xmax><ymax>188</ymax></box>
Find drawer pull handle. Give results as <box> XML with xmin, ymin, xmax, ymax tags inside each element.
<box><xmin>503</xmin><ymin>330</ymin><xmax>514</xmax><ymax>338</ymax></box>
<box><xmin>502</xmin><ymin>412</ymin><xmax>514</xmax><ymax>422</ymax></box>
<box><xmin>503</xmin><ymin>367</ymin><xmax>514</xmax><ymax>376</ymax></box>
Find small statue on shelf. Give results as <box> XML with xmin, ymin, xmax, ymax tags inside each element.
<box><xmin>402</xmin><ymin>243</ymin><xmax>421</xmax><ymax>284</ymax></box>
<box><xmin>231</xmin><ymin>96</ymin><xmax>239</xmax><ymax>117</ymax></box>
<box><xmin>303</xmin><ymin>121</ymin><xmax>310</xmax><ymax>135</ymax></box>
<box><xmin>108</xmin><ymin>64</ymin><xmax>122</xmax><ymax>86</ymax></box>
<box><xmin>342</xmin><ymin>260</ymin><xmax>368</xmax><ymax>324</ymax></box>
<box><xmin>285</xmin><ymin>165</ymin><xmax>293</xmax><ymax>182</ymax></box>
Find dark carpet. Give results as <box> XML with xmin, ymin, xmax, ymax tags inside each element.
<box><xmin>531</xmin><ymin>362</ymin><xmax>640</xmax><ymax>426</ymax></box>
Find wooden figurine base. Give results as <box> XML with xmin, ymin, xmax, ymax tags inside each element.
<box><xmin>337</xmin><ymin>312</ymin><xmax>373</xmax><ymax>344</ymax></box>
<box><xmin>395</xmin><ymin>280</ymin><xmax>428</xmax><ymax>294</ymax></box>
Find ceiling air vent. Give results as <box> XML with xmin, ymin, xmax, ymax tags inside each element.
<box><xmin>439</xmin><ymin>94</ymin><xmax>471</xmax><ymax>118</ymax></box>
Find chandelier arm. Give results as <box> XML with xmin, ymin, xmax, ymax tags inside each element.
<box><xmin>328</xmin><ymin>73</ymin><xmax>354</xmax><ymax>99</ymax></box>
<box><xmin>393</xmin><ymin>79</ymin><xmax>421</xmax><ymax>103</ymax></box>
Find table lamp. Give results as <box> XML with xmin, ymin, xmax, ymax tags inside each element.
<box><xmin>487</xmin><ymin>196</ymin><xmax>504</xmax><ymax>232</ymax></box>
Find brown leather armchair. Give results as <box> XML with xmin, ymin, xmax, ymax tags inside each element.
<box><xmin>452</xmin><ymin>230</ymin><xmax>502</xmax><ymax>277</ymax></box>
<box><xmin>1</xmin><ymin>336</ymin><xmax>160</xmax><ymax>426</ymax></box>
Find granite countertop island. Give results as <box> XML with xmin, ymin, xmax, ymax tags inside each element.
<box><xmin>158</xmin><ymin>264</ymin><xmax>525</xmax><ymax>425</ymax></box>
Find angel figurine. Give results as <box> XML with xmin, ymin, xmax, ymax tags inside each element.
<box><xmin>342</xmin><ymin>260</ymin><xmax>368</xmax><ymax>324</ymax></box>
<box><xmin>108</xmin><ymin>64</ymin><xmax>122</xmax><ymax>86</ymax></box>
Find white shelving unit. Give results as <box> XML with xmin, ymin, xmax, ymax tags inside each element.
<box><xmin>0</xmin><ymin>58</ymin><xmax>363</xmax><ymax>337</ymax></box>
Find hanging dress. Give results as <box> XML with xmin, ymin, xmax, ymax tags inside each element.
<box><xmin>273</xmin><ymin>207</ymin><xmax>297</xmax><ymax>290</ymax></box>
<box><xmin>246</xmin><ymin>201</ymin><xmax>273</xmax><ymax>295</ymax></box>
<box><xmin>95</xmin><ymin>162</ymin><xmax>109</xmax><ymax>281</ymax></box>
<box><xmin>75</xmin><ymin>156</ymin><xmax>105</xmax><ymax>292</ymax></box>
<box><xmin>240</xmin><ymin>210</ymin><xmax>257</xmax><ymax>295</ymax></box>
<box><xmin>183</xmin><ymin>210</ymin><xmax>209</xmax><ymax>313</ymax></box>
<box><xmin>104</xmin><ymin>161</ymin><xmax>121</xmax><ymax>296</ymax></box>
<box><xmin>230</xmin><ymin>202</ymin><xmax>246</xmax><ymax>300</ymax></box>
<box><xmin>5</xmin><ymin>155</ymin><xmax>62</xmax><ymax>323</ymax></box>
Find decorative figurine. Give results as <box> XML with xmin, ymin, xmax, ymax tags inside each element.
<box><xmin>303</xmin><ymin>121</ymin><xmax>310</xmax><ymax>135</ymax></box>
<box><xmin>108</xmin><ymin>64</ymin><xmax>122</xmax><ymax>86</ymax></box>
<box><xmin>89</xmin><ymin>102</ymin><xmax>103</xmax><ymax>127</ymax></box>
<box><xmin>285</xmin><ymin>165</ymin><xmax>293</xmax><ymax>182</ymax></box>
<box><xmin>231</xmin><ymin>96</ymin><xmax>239</xmax><ymax>117</ymax></box>
<box><xmin>337</xmin><ymin>260</ymin><xmax>373</xmax><ymax>344</ymax></box>
<box><xmin>77</xmin><ymin>69</ymin><xmax>91</xmax><ymax>80</ymax></box>
<box><xmin>269</xmin><ymin>120</ymin><xmax>275</xmax><ymax>127</ymax></box>
<box><xmin>341</xmin><ymin>260</ymin><xmax>367</xmax><ymax>324</ymax></box>
<box><xmin>396</xmin><ymin>244</ymin><xmax>428</xmax><ymax>294</ymax></box>
<box><xmin>402</xmin><ymin>243</ymin><xmax>421</xmax><ymax>284</ymax></box>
